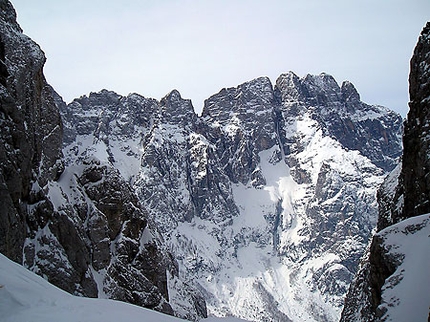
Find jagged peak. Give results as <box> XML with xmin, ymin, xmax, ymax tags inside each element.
<box><xmin>160</xmin><ymin>89</ymin><xmax>196</xmax><ymax>125</ymax></box>
<box><xmin>128</xmin><ymin>91</ymin><xmax>156</xmax><ymax>100</ymax></box>
<box><xmin>235</xmin><ymin>76</ymin><xmax>274</xmax><ymax>102</ymax></box>
<box><xmin>68</xmin><ymin>89</ymin><xmax>122</xmax><ymax>111</ymax></box>
<box><xmin>202</xmin><ymin>76</ymin><xmax>275</xmax><ymax>119</ymax></box>
<box><xmin>88</xmin><ymin>89</ymin><xmax>122</xmax><ymax>100</ymax></box>
<box><xmin>210</xmin><ymin>76</ymin><xmax>273</xmax><ymax>99</ymax></box>
<box><xmin>341</xmin><ymin>80</ymin><xmax>360</xmax><ymax>102</ymax></box>
<box><xmin>0</xmin><ymin>0</ymin><xmax>21</xmax><ymax>32</ymax></box>
<box><xmin>72</xmin><ymin>89</ymin><xmax>121</xmax><ymax>101</ymax></box>
<box><xmin>240</xmin><ymin>75</ymin><xmax>272</xmax><ymax>89</ymax></box>
<box><xmin>275</xmin><ymin>71</ymin><xmax>300</xmax><ymax>88</ymax></box>
<box><xmin>303</xmin><ymin>72</ymin><xmax>340</xmax><ymax>92</ymax></box>
<box><xmin>162</xmin><ymin>89</ymin><xmax>182</xmax><ymax>102</ymax></box>
<box><xmin>275</xmin><ymin>71</ymin><xmax>305</xmax><ymax>102</ymax></box>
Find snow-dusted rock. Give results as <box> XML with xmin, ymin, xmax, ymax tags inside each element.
<box><xmin>0</xmin><ymin>1</ymin><xmax>409</xmax><ymax>321</ymax></box>
<box><xmin>59</xmin><ymin>69</ymin><xmax>403</xmax><ymax>321</ymax></box>
<box><xmin>22</xmin><ymin>158</ymin><xmax>174</xmax><ymax>314</ymax></box>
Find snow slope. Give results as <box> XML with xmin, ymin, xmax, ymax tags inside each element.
<box><xmin>0</xmin><ymin>253</ymin><xmax>249</xmax><ymax>322</ymax></box>
<box><xmin>0</xmin><ymin>253</ymin><xmax>182</xmax><ymax>322</ymax></box>
<box><xmin>376</xmin><ymin>213</ymin><xmax>430</xmax><ymax>321</ymax></box>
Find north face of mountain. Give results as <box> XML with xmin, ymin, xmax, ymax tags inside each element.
<box><xmin>340</xmin><ymin>21</ymin><xmax>430</xmax><ymax>322</ymax></box>
<box><xmin>62</xmin><ymin>70</ymin><xmax>403</xmax><ymax>321</ymax></box>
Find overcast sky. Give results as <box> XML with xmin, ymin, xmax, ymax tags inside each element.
<box><xmin>10</xmin><ymin>0</ymin><xmax>430</xmax><ymax>116</ymax></box>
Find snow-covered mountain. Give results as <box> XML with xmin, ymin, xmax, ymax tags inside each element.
<box><xmin>1</xmin><ymin>1</ymin><xmax>416</xmax><ymax>321</ymax></box>
<box><xmin>59</xmin><ymin>72</ymin><xmax>402</xmax><ymax>321</ymax></box>
<box><xmin>0</xmin><ymin>1</ymin><xmax>175</xmax><ymax>318</ymax></box>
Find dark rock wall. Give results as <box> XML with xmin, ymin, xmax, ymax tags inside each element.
<box><xmin>400</xmin><ymin>21</ymin><xmax>430</xmax><ymax>221</ymax></box>
<box><xmin>0</xmin><ymin>0</ymin><xmax>63</xmax><ymax>262</ymax></box>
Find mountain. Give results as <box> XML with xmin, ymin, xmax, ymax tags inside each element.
<box><xmin>0</xmin><ymin>0</ymin><xmax>64</xmax><ymax>263</ymax></box>
<box><xmin>0</xmin><ymin>1</ymin><xmax>407</xmax><ymax>321</ymax></box>
<box><xmin>59</xmin><ymin>74</ymin><xmax>402</xmax><ymax>321</ymax></box>
<box><xmin>340</xmin><ymin>21</ymin><xmax>430</xmax><ymax>322</ymax></box>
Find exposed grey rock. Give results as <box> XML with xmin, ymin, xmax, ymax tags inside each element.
<box><xmin>202</xmin><ymin>76</ymin><xmax>279</xmax><ymax>184</ymax></box>
<box><xmin>61</xmin><ymin>70</ymin><xmax>402</xmax><ymax>321</ymax></box>
<box><xmin>275</xmin><ymin>71</ymin><xmax>403</xmax><ymax>174</ymax></box>
<box><xmin>23</xmin><ymin>158</ymin><xmax>174</xmax><ymax>313</ymax></box>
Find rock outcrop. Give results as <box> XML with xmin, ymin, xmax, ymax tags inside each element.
<box><xmin>400</xmin><ymin>21</ymin><xmax>430</xmax><ymax>220</ymax></box>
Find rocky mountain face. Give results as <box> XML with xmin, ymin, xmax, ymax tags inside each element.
<box><xmin>401</xmin><ymin>21</ymin><xmax>430</xmax><ymax>220</ymax></box>
<box><xmin>0</xmin><ymin>0</ymin><xmax>64</xmax><ymax>264</ymax></box>
<box><xmin>60</xmin><ymin>73</ymin><xmax>402</xmax><ymax>321</ymax></box>
<box><xmin>340</xmin><ymin>21</ymin><xmax>430</xmax><ymax>322</ymax></box>
<box><xmin>0</xmin><ymin>1</ymin><xmax>408</xmax><ymax>321</ymax></box>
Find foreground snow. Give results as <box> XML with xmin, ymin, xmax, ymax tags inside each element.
<box><xmin>0</xmin><ymin>253</ymin><xmax>248</xmax><ymax>322</ymax></box>
<box><xmin>377</xmin><ymin>213</ymin><xmax>430</xmax><ymax>321</ymax></box>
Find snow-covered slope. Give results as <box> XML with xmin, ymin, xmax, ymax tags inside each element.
<box><xmin>0</xmin><ymin>253</ymin><xmax>182</xmax><ymax>322</ymax></box>
<box><xmin>0</xmin><ymin>253</ymin><xmax>249</xmax><ymax>322</ymax></box>
<box><xmin>375</xmin><ymin>213</ymin><xmax>430</xmax><ymax>321</ymax></box>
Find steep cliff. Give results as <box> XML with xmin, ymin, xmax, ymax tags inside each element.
<box><xmin>400</xmin><ymin>21</ymin><xmax>430</xmax><ymax>220</ymax></box>
<box><xmin>0</xmin><ymin>0</ymin><xmax>63</xmax><ymax>263</ymax></box>
<box><xmin>340</xmin><ymin>21</ymin><xmax>430</xmax><ymax>322</ymax></box>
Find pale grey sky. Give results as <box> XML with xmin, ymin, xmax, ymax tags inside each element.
<box><xmin>10</xmin><ymin>0</ymin><xmax>430</xmax><ymax>116</ymax></box>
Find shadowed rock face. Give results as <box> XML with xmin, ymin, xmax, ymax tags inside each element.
<box><xmin>340</xmin><ymin>21</ymin><xmax>430</xmax><ymax>322</ymax></box>
<box><xmin>0</xmin><ymin>0</ymin><xmax>64</xmax><ymax>263</ymax></box>
<box><xmin>401</xmin><ymin>21</ymin><xmax>430</xmax><ymax>221</ymax></box>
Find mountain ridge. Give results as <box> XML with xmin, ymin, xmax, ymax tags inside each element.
<box><xmin>58</xmin><ymin>70</ymin><xmax>402</xmax><ymax>321</ymax></box>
